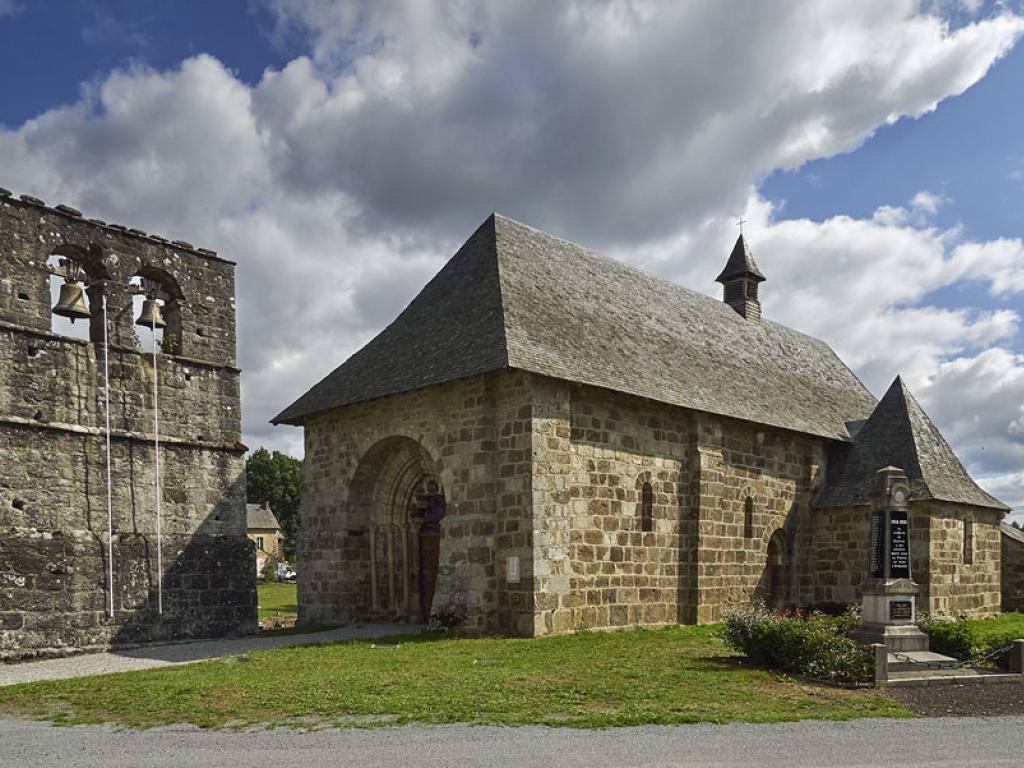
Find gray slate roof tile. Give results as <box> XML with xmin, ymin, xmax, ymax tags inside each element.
<box><xmin>274</xmin><ymin>214</ymin><xmax>877</xmax><ymax>441</ymax></box>
<box><xmin>246</xmin><ymin>503</ymin><xmax>281</xmax><ymax>530</ymax></box>
<box><xmin>816</xmin><ymin>377</ymin><xmax>1008</xmax><ymax>510</ymax></box>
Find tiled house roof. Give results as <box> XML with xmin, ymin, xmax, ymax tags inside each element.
<box><xmin>274</xmin><ymin>214</ymin><xmax>877</xmax><ymax>440</ymax></box>
<box><xmin>246</xmin><ymin>503</ymin><xmax>281</xmax><ymax>530</ymax></box>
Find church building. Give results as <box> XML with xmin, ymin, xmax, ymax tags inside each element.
<box><xmin>274</xmin><ymin>214</ymin><xmax>1010</xmax><ymax>636</ymax></box>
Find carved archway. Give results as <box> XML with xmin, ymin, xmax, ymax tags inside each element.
<box><xmin>347</xmin><ymin>437</ymin><xmax>445</xmax><ymax>622</ymax></box>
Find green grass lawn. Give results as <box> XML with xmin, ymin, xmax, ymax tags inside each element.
<box><xmin>0</xmin><ymin>625</ymin><xmax>908</xmax><ymax>730</ymax></box>
<box><xmin>961</xmin><ymin>612</ymin><xmax>1024</xmax><ymax>643</ymax></box>
<box><xmin>258</xmin><ymin>582</ymin><xmax>297</xmax><ymax>620</ymax></box>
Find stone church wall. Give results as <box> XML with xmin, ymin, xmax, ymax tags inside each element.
<box><xmin>920</xmin><ymin>502</ymin><xmax>1001</xmax><ymax>617</ymax></box>
<box><xmin>808</xmin><ymin>504</ymin><xmax>931</xmax><ymax>607</ymax></box>
<box><xmin>527</xmin><ymin>377</ymin><xmax>828</xmax><ymax>632</ymax></box>
<box><xmin>0</xmin><ymin>192</ymin><xmax>253</xmax><ymax>660</ymax></box>
<box><xmin>528</xmin><ymin>378</ymin><xmax>696</xmax><ymax>635</ymax></box>
<box><xmin>807</xmin><ymin>502</ymin><xmax>1001</xmax><ymax>617</ymax></box>
<box><xmin>689</xmin><ymin>415</ymin><xmax>825</xmax><ymax>623</ymax></box>
<box><xmin>298</xmin><ymin>371</ymin><xmax>535</xmax><ymax>634</ymax></box>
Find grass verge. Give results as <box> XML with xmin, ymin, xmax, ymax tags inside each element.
<box><xmin>0</xmin><ymin>624</ymin><xmax>908</xmax><ymax>729</ymax></box>
<box><xmin>257</xmin><ymin>582</ymin><xmax>297</xmax><ymax>620</ymax></box>
<box><xmin>960</xmin><ymin>613</ymin><xmax>1024</xmax><ymax>644</ymax></box>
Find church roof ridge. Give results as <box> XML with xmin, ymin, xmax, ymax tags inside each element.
<box><xmin>816</xmin><ymin>376</ymin><xmax>1009</xmax><ymax>510</ymax></box>
<box><xmin>273</xmin><ymin>214</ymin><xmax>877</xmax><ymax>440</ymax></box>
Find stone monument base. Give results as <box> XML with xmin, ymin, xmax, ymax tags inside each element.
<box><xmin>855</xmin><ymin>622</ymin><xmax>929</xmax><ymax>652</ymax></box>
<box><xmin>855</xmin><ymin>578</ymin><xmax>929</xmax><ymax>652</ymax></box>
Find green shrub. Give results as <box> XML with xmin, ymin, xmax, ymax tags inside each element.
<box><xmin>918</xmin><ymin>618</ymin><xmax>974</xmax><ymax>660</ymax></box>
<box><xmin>917</xmin><ymin>617</ymin><xmax>1019</xmax><ymax>670</ymax></box>
<box><xmin>722</xmin><ymin>605</ymin><xmax>873</xmax><ymax>685</ymax></box>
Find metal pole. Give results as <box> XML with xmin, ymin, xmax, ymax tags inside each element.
<box><xmin>102</xmin><ymin>293</ymin><xmax>115</xmax><ymax>618</ymax></box>
<box><xmin>152</xmin><ymin>312</ymin><xmax>163</xmax><ymax>615</ymax></box>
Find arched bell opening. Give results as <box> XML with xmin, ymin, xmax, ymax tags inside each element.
<box><xmin>47</xmin><ymin>247</ymin><xmax>107</xmax><ymax>342</ymax></box>
<box><xmin>764</xmin><ymin>528</ymin><xmax>791</xmax><ymax>611</ymax></box>
<box><xmin>130</xmin><ymin>268</ymin><xmax>184</xmax><ymax>356</ymax></box>
<box><xmin>347</xmin><ymin>437</ymin><xmax>446</xmax><ymax>623</ymax></box>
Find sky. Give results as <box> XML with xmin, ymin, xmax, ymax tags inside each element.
<box><xmin>0</xmin><ymin>1</ymin><xmax>1022</xmax><ymax>518</ymax></box>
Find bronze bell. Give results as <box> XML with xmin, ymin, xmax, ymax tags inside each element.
<box><xmin>52</xmin><ymin>281</ymin><xmax>90</xmax><ymax>323</ymax></box>
<box><xmin>135</xmin><ymin>296</ymin><xmax>167</xmax><ymax>329</ymax></box>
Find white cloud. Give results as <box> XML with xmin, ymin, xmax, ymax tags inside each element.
<box><xmin>0</xmin><ymin>1</ymin><xmax>19</xmax><ymax>18</ymax></box>
<box><xmin>0</xmin><ymin>1</ymin><xmax>1022</xmax><ymax>498</ymax></box>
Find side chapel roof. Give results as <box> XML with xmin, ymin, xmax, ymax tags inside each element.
<box><xmin>816</xmin><ymin>377</ymin><xmax>1009</xmax><ymax>510</ymax></box>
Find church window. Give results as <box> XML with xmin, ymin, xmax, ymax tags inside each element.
<box><xmin>963</xmin><ymin>520</ymin><xmax>973</xmax><ymax>565</ymax></box>
<box><xmin>744</xmin><ymin>497</ymin><xmax>754</xmax><ymax>538</ymax></box>
<box><xmin>640</xmin><ymin>482</ymin><xmax>654</xmax><ymax>533</ymax></box>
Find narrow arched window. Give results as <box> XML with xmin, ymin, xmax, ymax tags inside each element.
<box><xmin>963</xmin><ymin>520</ymin><xmax>974</xmax><ymax>565</ymax></box>
<box><xmin>744</xmin><ymin>496</ymin><xmax>754</xmax><ymax>539</ymax></box>
<box><xmin>641</xmin><ymin>482</ymin><xmax>654</xmax><ymax>533</ymax></box>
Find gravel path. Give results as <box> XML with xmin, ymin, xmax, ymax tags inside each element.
<box><xmin>0</xmin><ymin>624</ymin><xmax>413</xmax><ymax>687</ymax></box>
<box><xmin>889</xmin><ymin>680</ymin><xmax>1024</xmax><ymax>717</ymax></box>
<box><xmin>2</xmin><ymin>716</ymin><xmax>1024</xmax><ymax>768</ymax></box>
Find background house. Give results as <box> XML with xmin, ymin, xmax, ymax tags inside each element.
<box><xmin>247</xmin><ymin>502</ymin><xmax>284</xmax><ymax>577</ymax></box>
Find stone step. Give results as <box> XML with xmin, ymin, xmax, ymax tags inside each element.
<box><xmin>887</xmin><ymin>651</ymin><xmax>960</xmax><ymax>673</ymax></box>
<box><xmin>885</xmin><ymin>669</ymin><xmax>1024</xmax><ymax>687</ymax></box>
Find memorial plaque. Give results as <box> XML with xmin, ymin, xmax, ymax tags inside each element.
<box><xmin>889</xmin><ymin>509</ymin><xmax>910</xmax><ymax>579</ymax></box>
<box><xmin>889</xmin><ymin>600</ymin><xmax>912</xmax><ymax>620</ymax></box>
<box><xmin>869</xmin><ymin>511</ymin><xmax>884</xmax><ymax>578</ymax></box>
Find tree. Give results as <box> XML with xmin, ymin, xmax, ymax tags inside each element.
<box><xmin>246</xmin><ymin>447</ymin><xmax>302</xmax><ymax>561</ymax></box>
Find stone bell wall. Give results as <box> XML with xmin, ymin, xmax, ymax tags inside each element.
<box><xmin>0</xmin><ymin>189</ymin><xmax>254</xmax><ymax>661</ymax></box>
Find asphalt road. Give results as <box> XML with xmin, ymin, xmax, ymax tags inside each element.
<box><xmin>2</xmin><ymin>716</ymin><xmax>1023</xmax><ymax>768</ymax></box>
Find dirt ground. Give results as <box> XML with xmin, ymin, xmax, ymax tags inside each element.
<box><xmin>889</xmin><ymin>680</ymin><xmax>1024</xmax><ymax>717</ymax></box>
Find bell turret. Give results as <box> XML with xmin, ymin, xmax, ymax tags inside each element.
<box><xmin>716</xmin><ymin>233</ymin><xmax>765</xmax><ymax>321</ymax></box>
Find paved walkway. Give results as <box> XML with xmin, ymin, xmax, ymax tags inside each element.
<box><xmin>2</xmin><ymin>716</ymin><xmax>1023</xmax><ymax>767</ymax></box>
<box><xmin>0</xmin><ymin>624</ymin><xmax>413</xmax><ymax>687</ymax></box>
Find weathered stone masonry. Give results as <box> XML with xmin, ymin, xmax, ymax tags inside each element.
<box><xmin>0</xmin><ymin>189</ymin><xmax>256</xmax><ymax>660</ymax></box>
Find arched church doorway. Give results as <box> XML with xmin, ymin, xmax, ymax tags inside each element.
<box><xmin>348</xmin><ymin>437</ymin><xmax>446</xmax><ymax>623</ymax></box>
<box><xmin>765</xmin><ymin>529</ymin><xmax>790</xmax><ymax>610</ymax></box>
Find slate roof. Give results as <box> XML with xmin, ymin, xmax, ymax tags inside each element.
<box><xmin>816</xmin><ymin>377</ymin><xmax>1009</xmax><ymax>510</ymax></box>
<box><xmin>716</xmin><ymin>234</ymin><xmax>765</xmax><ymax>283</ymax></box>
<box><xmin>1003</xmin><ymin>522</ymin><xmax>1024</xmax><ymax>545</ymax></box>
<box><xmin>246</xmin><ymin>503</ymin><xmax>281</xmax><ymax>530</ymax></box>
<box><xmin>274</xmin><ymin>214</ymin><xmax>877</xmax><ymax>440</ymax></box>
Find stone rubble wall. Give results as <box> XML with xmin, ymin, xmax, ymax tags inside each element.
<box><xmin>0</xmin><ymin>192</ymin><xmax>254</xmax><ymax>660</ymax></box>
